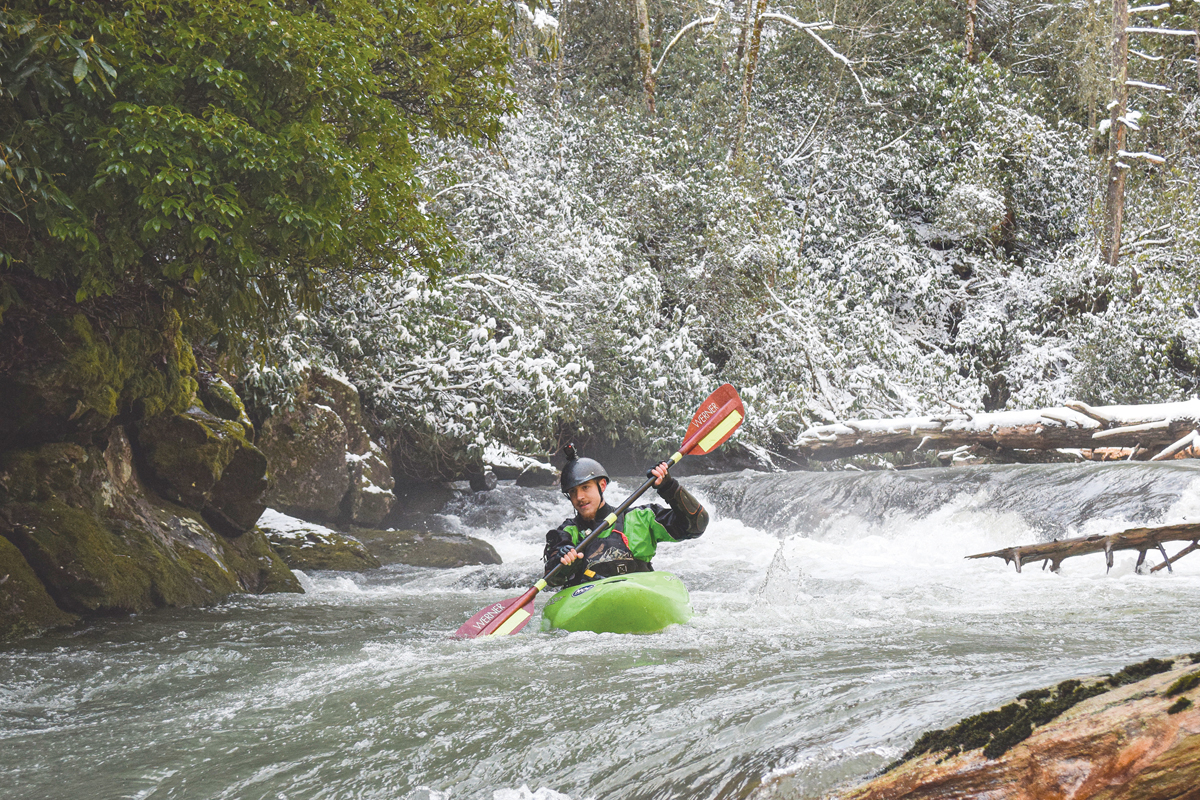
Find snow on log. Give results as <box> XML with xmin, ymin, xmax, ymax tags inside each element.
<box><xmin>789</xmin><ymin>400</ymin><xmax>1200</xmax><ymax>461</ymax></box>
<box><xmin>967</xmin><ymin>522</ymin><xmax>1200</xmax><ymax>574</ymax></box>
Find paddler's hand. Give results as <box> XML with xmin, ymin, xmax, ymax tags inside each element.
<box><xmin>649</xmin><ymin>462</ymin><xmax>670</xmax><ymax>486</ymax></box>
<box><xmin>556</xmin><ymin>545</ymin><xmax>583</xmax><ymax>565</ymax></box>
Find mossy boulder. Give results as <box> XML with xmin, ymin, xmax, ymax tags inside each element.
<box><xmin>309</xmin><ymin>369</ymin><xmax>371</xmax><ymax>453</ymax></box>
<box><xmin>0</xmin><ymin>428</ymin><xmax>299</xmax><ymax>619</ymax></box>
<box><xmin>261</xmin><ymin>527</ymin><xmax>382</xmax><ymax>572</ymax></box>
<box><xmin>0</xmin><ymin>535</ymin><xmax>77</xmax><ymax>641</ymax></box>
<box><xmin>215</xmin><ymin>527</ymin><xmax>302</xmax><ymax>594</ymax></box>
<box><xmin>259</xmin><ymin>402</ymin><xmax>350</xmax><ymax>521</ymax></box>
<box><xmin>349</xmin><ymin>527</ymin><xmax>501</xmax><ymax>568</ymax></box>
<box><xmin>0</xmin><ymin>300</ymin><xmax>197</xmax><ymax>451</ymax></box>
<box><xmin>134</xmin><ymin>403</ymin><xmax>268</xmax><ymax>536</ymax></box>
<box><xmin>344</xmin><ymin>443</ymin><xmax>395</xmax><ymax>527</ymax></box>
<box><xmin>257</xmin><ymin>368</ymin><xmax>395</xmax><ymax>526</ymax></box>
<box><xmin>197</xmin><ymin>373</ymin><xmax>254</xmax><ymax>437</ymax></box>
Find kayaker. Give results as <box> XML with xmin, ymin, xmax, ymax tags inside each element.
<box><xmin>543</xmin><ymin>444</ymin><xmax>708</xmax><ymax>587</ymax></box>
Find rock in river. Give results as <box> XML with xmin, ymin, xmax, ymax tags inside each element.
<box><xmin>833</xmin><ymin>655</ymin><xmax>1200</xmax><ymax>800</ymax></box>
<box><xmin>258</xmin><ymin>509</ymin><xmax>501</xmax><ymax>571</ymax></box>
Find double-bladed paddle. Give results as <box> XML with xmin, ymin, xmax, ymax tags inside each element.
<box><xmin>454</xmin><ymin>383</ymin><xmax>745</xmax><ymax>638</ymax></box>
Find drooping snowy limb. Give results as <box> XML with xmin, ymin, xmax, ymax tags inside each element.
<box><xmin>653</xmin><ymin>16</ymin><xmax>719</xmax><ymax>75</ymax></box>
<box><xmin>1117</xmin><ymin>148</ymin><xmax>1167</xmax><ymax>163</ymax></box>
<box><xmin>967</xmin><ymin>522</ymin><xmax>1200</xmax><ymax>574</ymax></box>
<box><xmin>1126</xmin><ymin>26</ymin><xmax>1200</xmax><ymax>36</ymax></box>
<box><xmin>1125</xmin><ymin>79</ymin><xmax>1171</xmax><ymax>91</ymax></box>
<box><xmin>789</xmin><ymin>400</ymin><xmax>1200</xmax><ymax>460</ymax></box>
<box><xmin>1129</xmin><ymin>2</ymin><xmax>1171</xmax><ymax>12</ymax></box>
<box><xmin>1130</xmin><ymin>48</ymin><xmax>1166</xmax><ymax>61</ymax></box>
<box><xmin>430</xmin><ymin>182</ymin><xmax>513</xmax><ymax>203</ymax></box>
<box><xmin>760</xmin><ymin>14</ymin><xmax>874</xmax><ymax>105</ymax></box>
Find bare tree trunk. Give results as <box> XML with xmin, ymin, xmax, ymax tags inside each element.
<box><xmin>735</xmin><ymin>0</ymin><xmax>769</xmax><ymax>155</ymax></box>
<box><xmin>1103</xmin><ymin>0</ymin><xmax>1130</xmax><ymax>270</ymax></box>
<box><xmin>965</xmin><ymin>0</ymin><xmax>978</xmax><ymax>63</ymax></box>
<box><xmin>633</xmin><ymin>0</ymin><xmax>656</xmax><ymax>114</ymax></box>
<box><xmin>1086</xmin><ymin>0</ymin><xmax>1099</xmax><ymax>153</ymax></box>
<box><xmin>1194</xmin><ymin>32</ymin><xmax>1199</xmax><ymax>90</ymax></box>
<box><xmin>736</xmin><ymin>0</ymin><xmax>754</xmax><ymax>67</ymax></box>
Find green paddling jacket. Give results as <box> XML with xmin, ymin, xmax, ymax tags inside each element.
<box><xmin>542</xmin><ymin>475</ymin><xmax>708</xmax><ymax>588</ymax></box>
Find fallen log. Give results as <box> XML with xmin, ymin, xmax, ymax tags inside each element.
<box><xmin>967</xmin><ymin>522</ymin><xmax>1200</xmax><ymax>573</ymax></box>
<box><xmin>789</xmin><ymin>400</ymin><xmax>1200</xmax><ymax>462</ymax></box>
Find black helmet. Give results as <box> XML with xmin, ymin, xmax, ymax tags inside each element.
<box><xmin>559</xmin><ymin>443</ymin><xmax>608</xmax><ymax>495</ymax></box>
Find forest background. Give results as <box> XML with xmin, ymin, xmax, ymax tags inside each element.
<box><xmin>4</xmin><ymin>0</ymin><xmax>1200</xmax><ymax>481</ymax></box>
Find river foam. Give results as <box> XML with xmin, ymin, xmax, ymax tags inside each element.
<box><xmin>2</xmin><ymin>462</ymin><xmax>1200</xmax><ymax>799</ymax></box>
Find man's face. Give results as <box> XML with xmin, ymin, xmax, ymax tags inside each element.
<box><xmin>568</xmin><ymin>478</ymin><xmax>606</xmax><ymax>521</ymax></box>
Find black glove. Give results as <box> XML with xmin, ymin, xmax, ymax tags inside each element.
<box><xmin>554</xmin><ymin>544</ymin><xmax>577</xmax><ymax>563</ymax></box>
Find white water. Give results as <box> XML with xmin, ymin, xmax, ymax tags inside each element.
<box><xmin>3</xmin><ymin>462</ymin><xmax>1200</xmax><ymax>799</ymax></box>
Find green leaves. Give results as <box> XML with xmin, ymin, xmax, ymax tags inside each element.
<box><xmin>2</xmin><ymin>0</ymin><xmax>514</xmax><ymax>344</ymax></box>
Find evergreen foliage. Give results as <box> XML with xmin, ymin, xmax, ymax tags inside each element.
<box><xmin>1</xmin><ymin>0</ymin><xmax>514</xmax><ymax>340</ymax></box>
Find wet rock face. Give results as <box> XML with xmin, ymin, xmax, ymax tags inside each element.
<box><xmin>134</xmin><ymin>403</ymin><xmax>268</xmax><ymax>536</ymax></box>
<box><xmin>835</xmin><ymin>656</ymin><xmax>1200</xmax><ymax>800</ymax></box>
<box><xmin>256</xmin><ymin>369</ymin><xmax>395</xmax><ymax>526</ymax></box>
<box><xmin>259</xmin><ymin>402</ymin><xmax>351</xmax><ymax>520</ymax></box>
<box><xmin>0</xmin><ymin>304</ymin><xmax>197</xmax><ymax>452</ymax></box>
<box><xmin>350</xmin><ymin>527</ymin><xmax>502</xmax><ymax>568</ymax></box>
<box><xmin>0</xmin><ymin>427</ymin><xmax>299</xmax><ymax>629</ymax></box>
<box><xmin>0</xmin><ymin>536</ymin><xmax>78</xmax><ymax>640</ymax></box>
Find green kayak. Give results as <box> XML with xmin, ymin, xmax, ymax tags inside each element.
<box><xmin>540</xmin><ymin>572</ymin><xmax>693</xmax><ymax>634</ymax></box>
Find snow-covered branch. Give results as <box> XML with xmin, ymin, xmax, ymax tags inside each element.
<box><xmin>760</xmin><ymin>14</ymin><xmax>874</xmax><ymax>105</ymax></box>
<box><xmin>654</xmin><ymin>16</ymin><xmax>718</xmax><ymax>76</ymax></box>
<box><xmin>1126</xmin><ymin>26</ymin><xmax>1200</xmax><ymax>36</ymax></box>
<box><xmin>1118</xmin><ymin>149</ymin><xmax>1167</xmax><ymax>164</ymax></box>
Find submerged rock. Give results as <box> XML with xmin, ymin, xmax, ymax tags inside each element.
<box><xmin>349</xmin><ymin>527</ymin><xmax>502</xmax><ymax>568</ymax></box>
<box><xmin>835</xmin><ymin>655</ymin><xmax>1200</xmax><ymax>800</ymax></box>
<box><xmin>257</xmin><ymin>509</ymin><xmax>500</xmax><ymax>570</ymax></box>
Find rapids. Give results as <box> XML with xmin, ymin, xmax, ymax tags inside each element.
<box><xmin>3</xmin><ymin>462</ymin><xmax>1200</xmax><ymax>799</ymax></box>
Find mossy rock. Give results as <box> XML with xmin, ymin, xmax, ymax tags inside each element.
<box><xmin>197</xmin><ymin>373</ymin><xmax>254</xmax><ymax>437</ymax></box>
<box><xmin>259</xmin><ymin>403</ymin><xmax>350</xmax><ymax>520</ymax></box>
<box><xmin>0</xmin><ymin>442</ymin><xmax>90</xmax><ymax>504</ymax></box>
<box><xmin>0</xmin><ymin>535</ymin><xmax>77</xmax><ymax>641</ymax></box>
<box><xmin>309</xmin><ymin>369</ymin><xmax>371</xmax><ymax>453</ymax></box>
<box><xmin>344</xmin><ymin>446</ymin><xmax>395</xmax><ymax>527</ymax></box>
<box><xmin>349</xmin><ymin>527</ymin><xmax>501</xmax><ymax>568</ymax></box>
<box><xmin>0</xmin><ymin>305</ymin><xmax>196</xmax><ymax>450</ymax></box>
<box><xmin>4</xmin><ymin>496</ymin><xmax>236</xmax><ymax>613</ymax></box>
<box><xmin>0</xmin><ymin>433</ymin><xmax>302</xmax><ymax>625</ymax></box>
<box><xmin>264</xmin><ymin>528</ymin><xmax>382</xmax><ymax>572</ymax></box>
<box><xmin>216</xmin><ymin>527</ymin><xmax>302</xmax><ymax>594</ymax></box>
<box><xmin>134</xmin><ymin>404</ymin><xmax>267</xmax><ymax>536</ymax></box>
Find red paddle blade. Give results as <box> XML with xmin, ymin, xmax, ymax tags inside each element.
<box><xmin>679</xmin><ymin>383</ymin><xmax>745</xmax><ymax>456</ymax></box>
<box><xmin>454</xmin><ymin>596</ymin><xmax>535</xmax><ymax>638</ymax></box>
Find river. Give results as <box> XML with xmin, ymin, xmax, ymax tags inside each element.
<box><xmin>3</xmin><ymin>462</ymin><xmax>1200</xmax><ymax>799</ymax></box>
